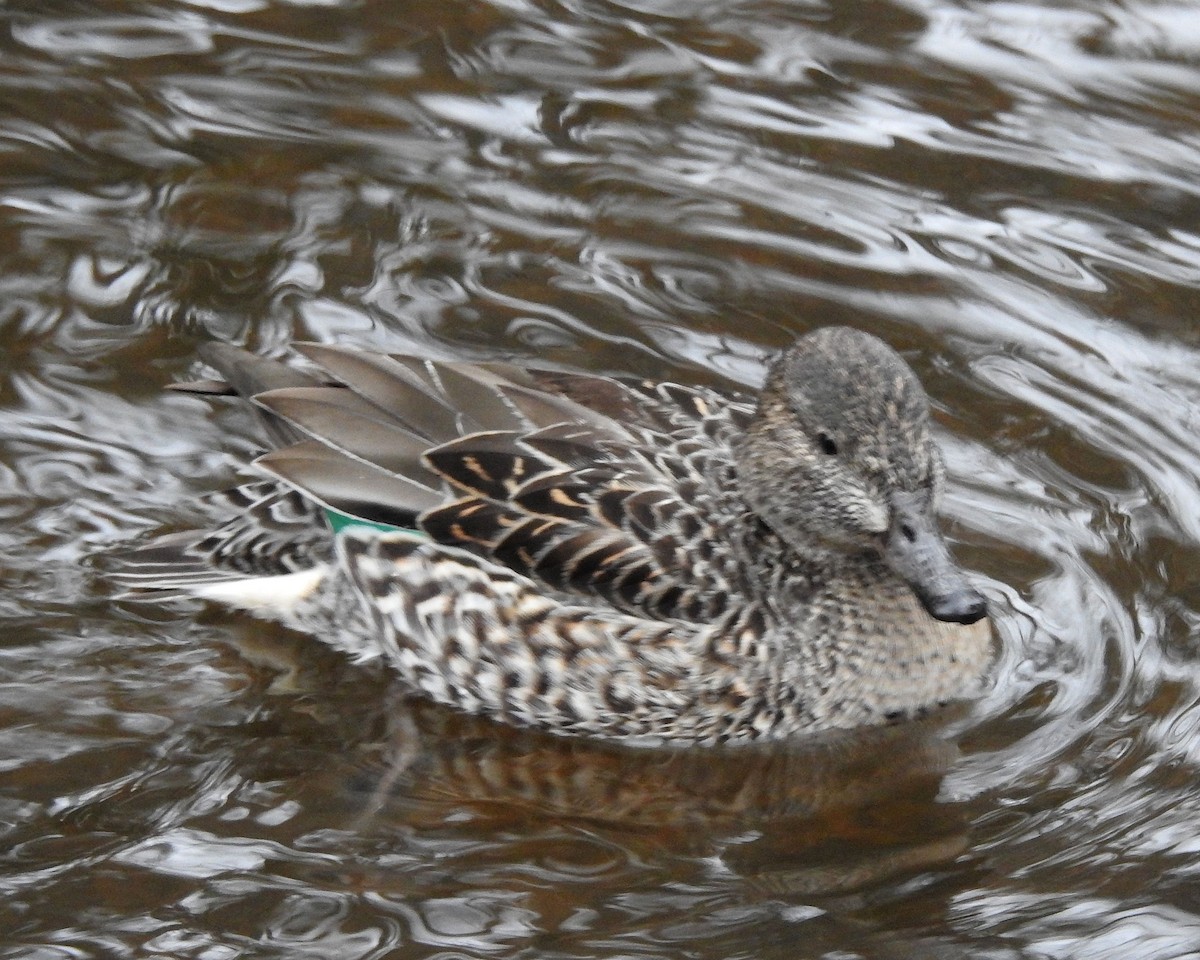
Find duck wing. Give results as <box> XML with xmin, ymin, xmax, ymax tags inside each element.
<box><xmin>287</xmin><ymin>346</ymin><xmax>761</xmax><ymax>624</ymax></box>
<box><xmin>117</xmin><ymin>343</ymin><xmax>761</xmax><ymax>625</ymax></box>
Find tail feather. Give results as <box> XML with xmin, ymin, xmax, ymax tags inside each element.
<box><xmin>179</xmin><ymin>344</ymin><xmax>327</xmax><ymax>448</ymax></box>
<box><xmin>105</xmin><ymin>484</ymin><xmax>332</xmax><ymax>600</ymax></box>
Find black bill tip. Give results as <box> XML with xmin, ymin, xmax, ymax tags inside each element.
<box><xmin>921</xmin><ymin>587</ymin><xmax>988</xmax><ymax>625</ymax></box>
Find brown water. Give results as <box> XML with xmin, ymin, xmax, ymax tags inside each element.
<box><xmin>4</xmin><ymin>0</ymin><xmax>1200</xmax><ymax>957</ymax></box>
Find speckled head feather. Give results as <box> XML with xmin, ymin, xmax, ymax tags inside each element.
<box><xmin>108</xmin><ymin>327</ymin><xmax>993</xmax><ymax>745</ymax></box>
<box><xmin>738</xmin><ymin>328</ymin><xmax>938</xmax><ymax>552</ymax></box>
<box><xmin>779</xmin><ymin>327</ymin><xmax>936</xmax><ymax>489</ymax></box>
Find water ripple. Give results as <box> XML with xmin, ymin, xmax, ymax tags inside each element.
<box><xmin>4</xmin><ymin>0</ymin><xmax>1200</xmax><ymax>955</ymax></box>
<box><xmin>13</xmin><ymin>15</ymin><xmax>216</xmax><ymax>59</ymax></box>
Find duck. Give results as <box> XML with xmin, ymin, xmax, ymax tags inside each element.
<box><xmin>110</xmin><ymin>326</ymin><xmax>992</xmax><ymax>745</ymax></box>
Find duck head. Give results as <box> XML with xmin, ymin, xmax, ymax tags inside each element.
<box><xmin>737</xmin><ymin>327</ymin><xmax>987</xmax><ymax>626</ymax></box>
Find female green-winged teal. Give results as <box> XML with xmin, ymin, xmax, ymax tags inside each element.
<box><xmin>111</xmin><ymin>327</ymin><xmax>992</xmax><ymax>745</ymax></box>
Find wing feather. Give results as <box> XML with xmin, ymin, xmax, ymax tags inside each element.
<box><xmin>255</xmin><ymin>440</ymin><xmax>441</xmax><ymax>527</ymax></box>
<box><xmin>254</xmin><ymin>386</ymin><xmax>439</xmax><ymax>486</ymax></box>
<box><xmin>117</xmin><ymin>342</ymin><xmax>758</xmax><ymax>628</ymax></box>
<box><xmin>295</xmin><ymin>344</ymin><xmax>464</xmax><ymax>441</ymax></box>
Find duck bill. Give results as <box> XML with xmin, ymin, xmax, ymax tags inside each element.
<box><xmin>884</xmin><ymin>491</ymin><xmax>987</xmax><ymax>625</ymax></box>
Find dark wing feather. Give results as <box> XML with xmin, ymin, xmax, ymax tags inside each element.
<box><xmin>422</xmin><ymin>431</ymin><xmax>554</xmax><ymax>501</ymax></box>
<box><xmin>409</xmin><ymin>409</ymin><xmax>750</xmax><ymax>623</ymax></box>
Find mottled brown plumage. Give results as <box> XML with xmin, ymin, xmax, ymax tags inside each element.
<box><xmin>109</xmin><ymin>328</ymin><xmax>992</xmax><ymax>745</ymax></box>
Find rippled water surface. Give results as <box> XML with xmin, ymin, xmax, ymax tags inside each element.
<box><xmin>5</xmin><ymin>0</ymin><xmax>1200</xmax><ymax>957</ymax></box>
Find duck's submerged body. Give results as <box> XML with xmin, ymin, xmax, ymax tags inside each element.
<box><xmin>111</xmin><ymin>328</ymin><xmax>992</xmax><ymax>745</ymax></box>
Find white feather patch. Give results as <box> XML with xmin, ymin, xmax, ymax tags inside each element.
<box><xmin>193</xmin><ymin>566</ymin><xmax>328</xmax><ymax>613</ymax></box>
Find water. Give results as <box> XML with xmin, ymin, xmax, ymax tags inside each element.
<box><xmin>3</xmin><ymin>0</ymin><xmax>1200</xmax><ymax>956</ymax></box>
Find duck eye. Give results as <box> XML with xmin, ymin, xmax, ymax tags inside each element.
<box><xmin>816</xmin><ymin>432</ymin><xmax>838</xmax><ymax>456</ymax></box>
